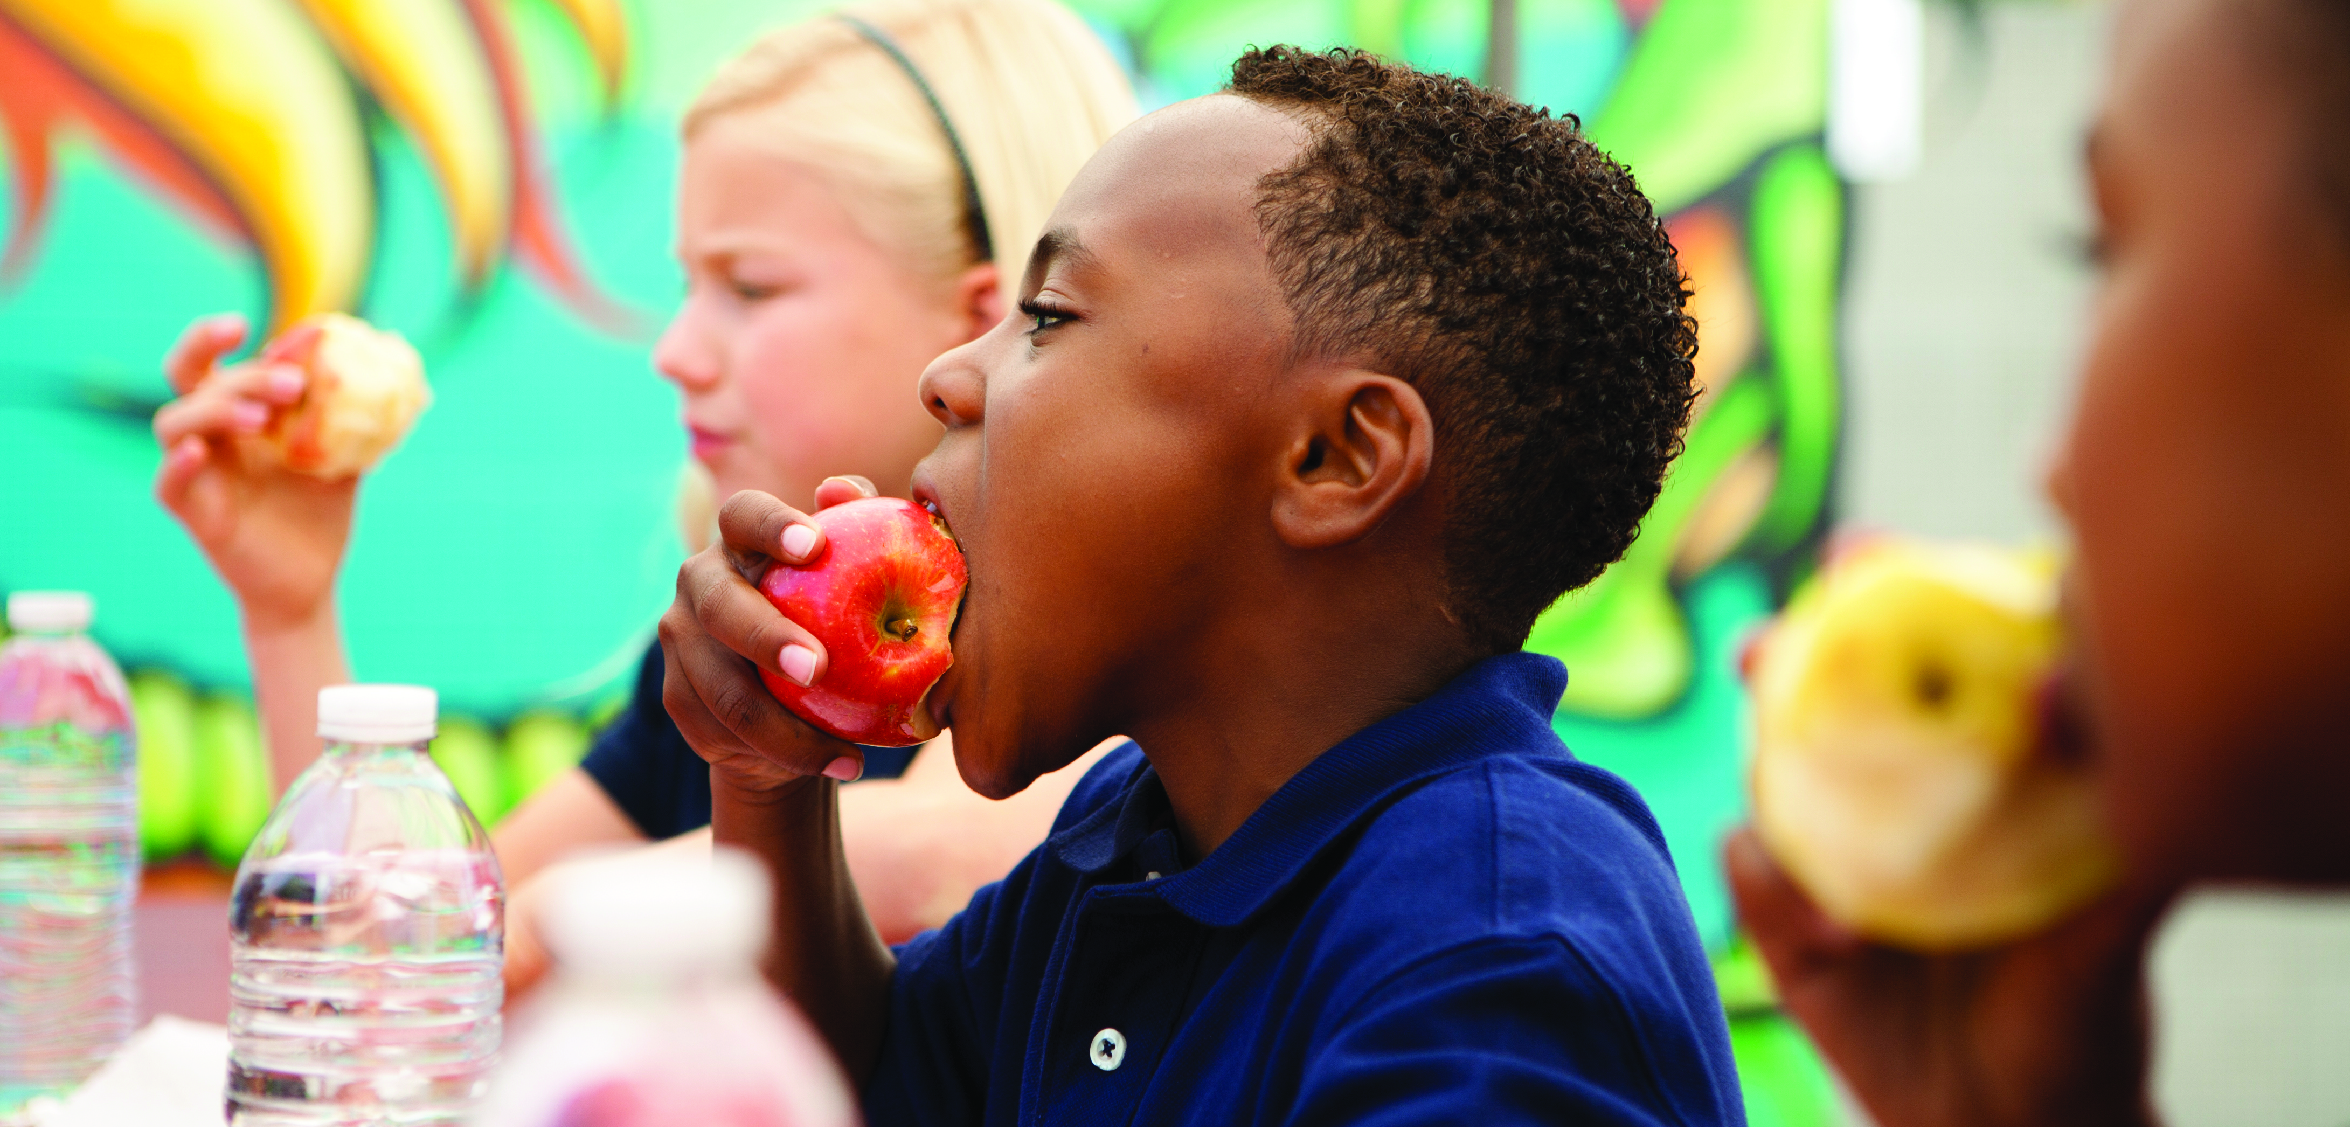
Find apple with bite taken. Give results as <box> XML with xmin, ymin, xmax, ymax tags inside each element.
<box><xmin>757</xmin><ymin>497</ymin><xmax>967</xmax><ymax>747</ymax></box>
<box><xmin>1748</xmin><ymin>538</ymin><xmax>2118</xmax><ymax>951</ymax></box>
<box><xmin>217</xmin><ymin>311</ymin><xmax>431</xmax><ymax>479</ymax></box>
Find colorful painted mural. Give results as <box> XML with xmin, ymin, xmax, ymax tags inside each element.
<box><xmin>0</xmin><ymin>0</ymin><xmax>1842</xmax><ymax>902</ymax></box>
<box><xmin>3</xmin><ymin>1</ymin><xmax>1847</xmax><ymax>1119</ymax></box>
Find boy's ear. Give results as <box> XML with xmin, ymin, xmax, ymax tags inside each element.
<box><xmin>1272</xmin><ymin>370</ymin><xmax>1435</xmax><ymax>550</ymax></box>
<box><xmin>955</xmin><ymin>262</ymin><xmax>1006</xmax><ymax>341</ymax></box>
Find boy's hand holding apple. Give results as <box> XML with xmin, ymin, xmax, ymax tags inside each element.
<box><xmin>659</xmin><ymin>475</ymin><xmax>918</xmax><ymax>1069</ymax></box>
<box><xmin>660</xmin><ymin>475</ymin><xmax>965</xmax><ymax>795</ymax></box>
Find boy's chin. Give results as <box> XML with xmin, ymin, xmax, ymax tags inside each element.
<box><xmin>945</xmin><ymin>728</ymin><xmax>1043</xmax><ymax>801</ymax></box>
<box><xmin>942</xmin><ymin>702</ymin><xmax>1091</xmax><ymax>801</ymax></box>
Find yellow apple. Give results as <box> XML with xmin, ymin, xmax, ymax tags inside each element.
<box><xmin>1750</xmin><ymin>539</ymin><xmax>2117</xmax><ymax>950</ymax></box>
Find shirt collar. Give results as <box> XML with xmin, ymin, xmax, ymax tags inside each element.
<box><xmin>1049</xmin><ymin>652</ymin><xmax>1571</xmax><ymax>927</ymax></box>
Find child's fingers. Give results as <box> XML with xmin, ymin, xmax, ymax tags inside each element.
<box><xmin>201</xmin><ymin>360</ymin><xmax>308</xmax><ymax>404</ymax></box>
<box><xmin>658</xmin><ymin>642</ymin><xmax>765</xmax><ymax>765</ymax></box>
<box><xmin>154</xmin><ymin>387</ymin><xmax>269</xmax><ymax>446</ymax></box>
<box><xmin>1724</xmin><ymin>828</ymin><xmax>1865</xmax><ymax>979</ymax></box>
<box><xmin>812</xmin><ymin>475</ymin><xmax>878</xmax><ymax>510</ymax></box>
<box><xmin>162</xmin><ymin>313</ymin><xmax>250</xmax><ymax>394</ymax></box>
<box><xmin>716</xmin><ymin>488</ymin><xmax>826</xmax><ymax>568</ymax></box>
<box><xmin>152</xmin><ymin>364</ymin><xmax>306</xmax><ymax>447</ymax></box>
<box><xmin>153</xmin><ymin>436</ymin><xmax>211</xmax><ymax>513</ymax></box>
<box><xmin>674</xmin><ymin>547</ymin><xmax>830</xmax><ymax>684</ymax></box>
<box><xmin>657</xmin><ymin>595</ymin><xmax>850</xmax><ymax>779</ymax></box>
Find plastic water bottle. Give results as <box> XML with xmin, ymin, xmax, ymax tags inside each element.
<box><xmin>472</xmin><ymin>848</ymin><xmax>855</xmax><ymax>1127</ymax></box>
<box><xmin>0</xmin><ymin>591</ymin><xmax>138</xmax><ymax>1122</ymax></box>
<box><xmin>228</xmin><ymin>685</ymin><xmax>503</xmax><ymax>1126</ymax></box>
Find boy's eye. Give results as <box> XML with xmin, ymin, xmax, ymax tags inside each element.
<box><xmin>2065</xmin><ymin>227</ymin><xmax>2111</xmax><ymax>271</ymax></box>
<box><xmin>1020</xmin><ymin>300</ymin><xmax>1075</xmax><ymax>335</ymax></box>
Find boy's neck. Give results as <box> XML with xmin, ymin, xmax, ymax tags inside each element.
<box><xmin>1123</xmin><ymin>550</ymin><xmax>1491</xmax><ymax>859</ymax></box>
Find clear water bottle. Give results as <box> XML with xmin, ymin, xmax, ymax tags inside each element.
<box><xmin>228</xmin><ymin>685</ymin><xmax>503</xmax><ymax>1126</ymax></box>
<box><xmin>472</xmin><ymin>848</ymin><xmax>855</xmax><ymax>1127</ymax></box>
<box><xmin>0</xmin><ymin>591</ymin><xmax>138</xmax><ymax>1123</ymax></box>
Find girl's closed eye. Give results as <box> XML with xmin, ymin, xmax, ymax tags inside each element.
<box><xmin>1019</xmin><ymin>298</ymin><xmax>1076</xmax><ymax>335</ymax></box>
<box><xmin>727</xmin><ymin>271</ymin><xmax>784</xmax><ymax>302</ymax></box>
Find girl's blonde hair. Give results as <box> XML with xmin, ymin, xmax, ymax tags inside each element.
<box><xmin>685</xmin><ymin>0</ymin><xmax>1138</xmax><ymax>286</ymax></box>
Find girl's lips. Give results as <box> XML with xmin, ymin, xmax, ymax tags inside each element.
<box><xmin>687</xmin><ymin>426</ymin><xmax>732</xmax><ymax>460</ymax></box>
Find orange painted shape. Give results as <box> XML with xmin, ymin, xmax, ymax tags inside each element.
<box><xmin>545</xmin><ymin>0</ymin><xmax>628</xmax><ymax>112</ymax></box>
<box><xmin>460</xmin><ymin>0</ymin><xmax>637</xmax><ymax>334</ymax></box>
<box><xmin>1667</xmin><ymin>204</ymin><xmax>1759</xmax><ymax>411</ymax></box>
<box><xmin>0</xmin><ymin>12</ymin><xmax>244</xmax><ymax>283</ymax></box>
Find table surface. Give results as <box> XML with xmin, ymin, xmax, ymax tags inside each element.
<box><xmin>135</xmin><ymin>863</ymin><xmax>233</xmax><ymax>1027</ymax></box>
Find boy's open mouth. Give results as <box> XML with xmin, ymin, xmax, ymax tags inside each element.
<box><xmin>909</xmin><ymin>479</ymin><xmax>965</xmax><ymax>735</ymax></box>
<box><xmin>910</xmin><ymin>481</ymin><xmax>967</xmax><ymax>642</ymax></box>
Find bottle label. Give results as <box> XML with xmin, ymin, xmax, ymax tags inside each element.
<box><xmin>0</xmin><ymin>725</ymin><xmax>130</xmax><ymax>773</ymax></box>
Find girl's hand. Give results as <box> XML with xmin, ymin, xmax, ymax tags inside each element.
<box><xmin>152</xmin><ymin>313</ymin><xmax>356</xmax><ymax>627</ymax></box>
<box><xmin>659</xmin><ymin>477</ymin><xmax>879</xmax><ymax>796</ymax></box>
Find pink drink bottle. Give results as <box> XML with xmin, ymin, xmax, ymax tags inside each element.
<box><xmin>473</xmin><ymin>848</ymin><xmax>857</xmax><ymax>1127</ymax></box>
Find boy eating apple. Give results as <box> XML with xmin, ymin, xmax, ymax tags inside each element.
<box><xmin>660</xmin><ymin>46</ymin><xmax>1742</xmax><ymax>1124</ymax></box>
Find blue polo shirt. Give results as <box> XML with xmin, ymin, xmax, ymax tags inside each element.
<box><xmin>865</xmin><ymin>653</ymin><xmax>1743</xmax><ymax>1125</ymax></box>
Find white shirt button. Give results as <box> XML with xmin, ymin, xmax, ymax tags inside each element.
<box><xmin>1090</xmin><ymin>1028</ymin><xmax>1126</xmax><ymax>1071</ymax></box>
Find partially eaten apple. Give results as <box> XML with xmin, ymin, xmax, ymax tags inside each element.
<box><xmin>1748</xmin><ymin>539</ymin><xmax>2117</xmax><ymax>951</ymax></box>
<box><xmin>756</xmin><ymin>497</ymin><xmax>966</xmax><ymax>747</ymax></box>
<box><xmin>231</xmin><ymin>312</ymin><xmax>431</xmax><ymax>479</ymax></box>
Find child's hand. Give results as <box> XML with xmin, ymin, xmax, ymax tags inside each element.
<box><xmin>152</xmin><ymin>312</ymin><xmax>356</xmax><ymax>628</ymax></box>
<box><xmin>659</xmin><ymin>480</ymin><xmax>879</xmax><ymax>795</ymax></box>
<box><xmin>1726</xmin><ymin>829</ymin><xmax>2165</xmax><ymax>1127</ymax></box>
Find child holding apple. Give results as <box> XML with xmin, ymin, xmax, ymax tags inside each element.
<box><xmin>1727</xmin><ymin>0</ymin><xmax>2350</xmax><ymax>1123</ymax></box>
<box><xmin>662</xmin><ymin>46</ymin><xmax>1742</xmax><ymax>1122</ymax></box>
<box><xmin>150</xmin><ymin>0</ymin><xmax>1134</xmax><ymax>990</ymax></box>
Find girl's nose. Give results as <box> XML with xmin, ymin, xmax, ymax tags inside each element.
<box><xmin>653</xmin><ymin>300</ymin><xmax>722</xmax><ymax>391</ymax></box>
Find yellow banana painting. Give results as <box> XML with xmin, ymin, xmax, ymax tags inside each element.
<box><xmin>293</xmin><ymin>0</ymin><xmax>512</xmax><ymax>288</ymax></box>
<box><xmin>548</xmin><ymin>0</ymin><xmax>630</xmax><ymax>113</ymax></box>
<box><xmin>0</xmin><ymin>0</ymin><xmax>631</xmax><ymax>332</ymax></box>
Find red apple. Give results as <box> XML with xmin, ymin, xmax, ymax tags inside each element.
<box><xmin>756</xmin><ymin>497</ymin><xmax>966</xmax><ymax>747</ymax></box>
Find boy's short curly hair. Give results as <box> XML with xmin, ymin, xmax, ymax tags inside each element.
<box><xmin>1229</xmin><ymin>46</ymin><xmax>1697</xmax><ymax>653</ymax></box>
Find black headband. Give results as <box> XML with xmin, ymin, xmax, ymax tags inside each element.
<box><xmin>836</xmin><ymin>14</ymin><xmax>995</xmax><ymax>263</ymax></box>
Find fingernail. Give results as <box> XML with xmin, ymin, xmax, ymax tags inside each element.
<box><xmin>231</xmin><ymin>401</ymin><xmax>269</xmax><ymax>431</ymax></box>
<box><xmin>780</xmin><ymin>643</ymin><xmax>817</xmax><ymax>687</ymax></box>
<box><xmin>822</xmin><ymin>757</ymin><xmax>862</xmax><ymax>781</ymax></box>
<box><xmin>268</xmin><ymin>368</ymin><xmax>305</xmax><ymax>397</ymax></box>
<box><xmin>781</xmin><ymin>523</ymin><xmax>819</xmax><ymax>559</ymax></box>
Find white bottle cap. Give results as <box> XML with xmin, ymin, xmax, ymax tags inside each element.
<box><xmin>317</xmin><ymin>684</ymin><xmax>437</xmax><ymax>743</ymax></box>
<box><xmin>537</xmin><ymin>846</ymin><xmax>771</xmax><ymax>979</ymax></box>
<box><xmin>6</xmin><ymin>591</ymin><xmax>93</xmax><ymax>633</ymax></box>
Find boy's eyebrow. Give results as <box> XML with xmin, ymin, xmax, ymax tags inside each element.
<box><xmin>1023</xmin><ymin>227</ymin><xmax>1098</xmax><ymax>291</ymax></box>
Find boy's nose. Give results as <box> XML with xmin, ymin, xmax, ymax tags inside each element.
<box><xmin>918</xmin><ymin>337</ymin><xmax>988</xmax><ymax>428</ymax></box>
